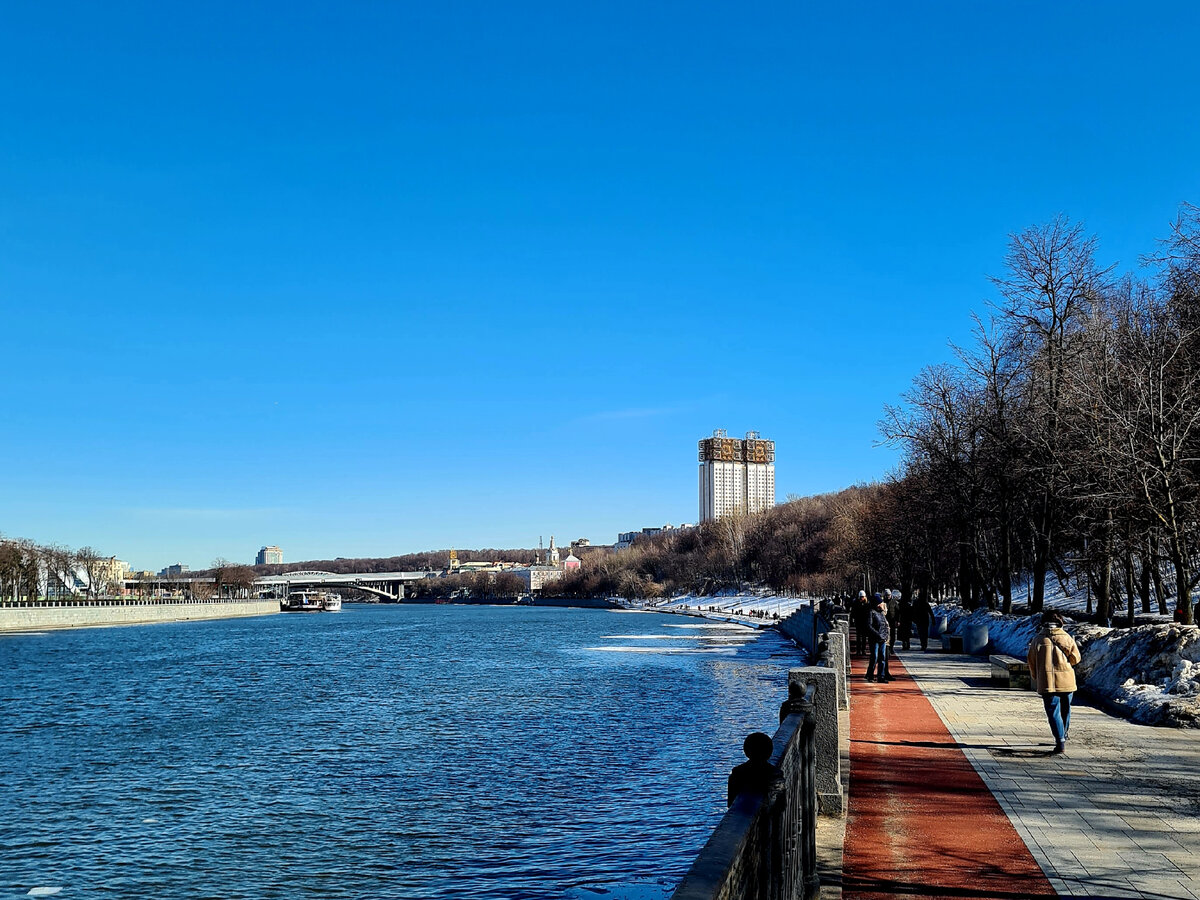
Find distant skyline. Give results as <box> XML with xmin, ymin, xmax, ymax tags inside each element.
<box><xmin>3</xmin><ymin>2</ymin><xmax>1198</xmax><ymax>570</ymax></box>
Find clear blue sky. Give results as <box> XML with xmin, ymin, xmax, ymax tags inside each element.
<box><xmin>2</xmin><ymin>2</ymin><xmax>1197</xmax><ymax>570</ymax></box>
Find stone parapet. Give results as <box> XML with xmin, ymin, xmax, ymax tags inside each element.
<box><xmin>0</xmin><ymin>598</ymin><xmax>279</xmax><ymax>632</ymax></box>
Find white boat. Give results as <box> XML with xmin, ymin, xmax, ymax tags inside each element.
<box><xmin>280</xmin><ymin>591</ymin><xmax>338</xmax><ymax>613</ymax></box>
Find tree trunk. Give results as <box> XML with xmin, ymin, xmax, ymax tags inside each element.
<box><xmin>1172</xmin><ymin>552</ymin><xmax>1192</xmax><ymax>626</ymax></box>
<box><xmin>998</xmin><ymin>513</ymin><xmax>1013</xmax><ymax>614</ymax></box>
<box><xmin>1139</xmin><ymin>545</ymin><xmax>1152</xmax><ymax>614</ymax></box>
<box><xmin>1150</xmin><ymin>532</ymin><xmax>1168</xmax><ymax>615</ymax></box>
<box><xmin>1125</xmin><ymin>547</ymin><xmax>1136</xmax><ymax>628</ymax></box>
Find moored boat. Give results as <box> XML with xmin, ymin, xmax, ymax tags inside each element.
<box><xmin>281</xmin><ymin>591</ymin><xmax>333</xmax><ymax>612</ymax></box>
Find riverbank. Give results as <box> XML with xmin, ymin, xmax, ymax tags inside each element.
<box><xmin>0</xmin><ymin>597</ymin><xmax>279</xmax><ymax>633</ymax></box>
<box><xmin>631</xmin><ymin>588</ymin><xmax>812</xmax><ymax>628</ymax></box>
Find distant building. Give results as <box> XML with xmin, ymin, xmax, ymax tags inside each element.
<box><xmin>159</xmin><ymin>563</ymin><xmax>190</xmax><ymax>578</ymax></box>
<box><xmin>256</xmin><ymin>546</ymin><xmax>283</xmax><ymax>566</ymax></box>
<box><xmin>698</xmin><ymin>429</ymin><xmax>776</xmax><ymax>523</ymax></box>
<box><xmin>615</xmin><ymin>524</ymin><xmax>687</xmax><ymax>550</ymax></box>
<box><xmin>512</xmin><ymin>565</ymin><xmax>565</xmax><ymax>592</ymax></box>
<box><xmin>563</xmin><ymin>552</ymin><xmax>581</xmax><ymax>571</ymax></box>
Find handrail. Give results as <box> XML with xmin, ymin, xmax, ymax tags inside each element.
<box><xmin>670</xmin><ymin>682</ymin><xmax>820</xmax><ymax>900</ymax></box>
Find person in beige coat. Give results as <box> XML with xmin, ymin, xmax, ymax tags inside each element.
<box><xmin>1027</xmin><ymin>610</ymin><xmax>1082</xmax><ymax>754</ymax></box>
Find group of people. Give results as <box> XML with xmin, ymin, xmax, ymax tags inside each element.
<box><xmin>849</xmin><ymin>588</ymin><xmax>939</xmax><ymax>683</ymax></box>
<box><xmin>848</xmin><ymin>587</ymin><xmax>1083</xmax><ymax>755</ymax></box>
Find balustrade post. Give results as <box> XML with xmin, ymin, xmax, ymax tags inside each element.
<box><xmin>788</xmin><ymin>667</ymin><xmax>842</xmax><ymax>817</ymax></box>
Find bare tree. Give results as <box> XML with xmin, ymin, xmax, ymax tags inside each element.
<box><xmin>75</xmin><ymin>546</ymin><xmax>108</xmax><ymax>599</ymax></box>
<box><xmin>989</xmin><ymin>216</ymin><xmax>1114</xmax><ymax>611</ymax></box>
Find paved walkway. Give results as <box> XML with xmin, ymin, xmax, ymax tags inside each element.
<box><xmin>898</xmin><ymin>645</ymin><xmax>1200</xmax><ymax>900</ymax></box>
<box><xmin>844</xmin><ymin>641</ymin><xmax>1200</xmax><ymax>900</ymax></box>
<box><xmin>845</xmin><ymin>654</ymin><xmax>1055</xmax><ymax>899</ymax></box>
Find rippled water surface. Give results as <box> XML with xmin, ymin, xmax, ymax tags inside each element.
<box><xmin>1</xmin><ymin>605</ymin><xmax>803</xmax><ymax>899</ymax></box>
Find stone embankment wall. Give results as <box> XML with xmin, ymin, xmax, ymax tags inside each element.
<box><xmin>0</xmin><ymin>598</ymin><xmax>279</xmax><ymax>632</ymax></box>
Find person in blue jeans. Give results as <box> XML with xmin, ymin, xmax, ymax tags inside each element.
<box><xmin>1027</xmin><ymin>610</ymin><xmax>1082</xmax><ymax>754</ymax></box>
<box><xmin>865</xmin><ymin>594</ymin><xmax>891</xmax><ymax>683</ymax></box>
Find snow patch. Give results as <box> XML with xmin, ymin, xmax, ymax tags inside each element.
<box><xmin>935</xmin><ymin>604</ymin><xmax>1200</xmax><ymax>728</ymax></box>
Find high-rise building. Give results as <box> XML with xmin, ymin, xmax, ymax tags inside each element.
<box><xmin>698</xmin><ymin>429</ymin><xmax>776</xmax><ymax>522</ymax></box>
<box><xmin>256</xmin><ymin>546</ymin><xmax>283</xmax><ymax>566</ymax></box>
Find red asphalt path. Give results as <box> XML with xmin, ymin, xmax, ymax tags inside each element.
<box><xmin>844</xmin><ymin>652</ymin><xmax>1057</xmax><ymax>899</ymax></box>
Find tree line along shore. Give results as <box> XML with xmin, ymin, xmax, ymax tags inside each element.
<box><xmin>559</xmin><ymin>207</ymin><xmax>1200</xmax><ymax>626</ymax></box>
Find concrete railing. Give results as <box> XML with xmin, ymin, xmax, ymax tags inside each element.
<box><xmin>670</xmin><ymin>680</ymin><xmax>821</xmax><ymax>900</ymax></box>
<box><xmin>779</xmin><ymin>604</ymin><xmax>848</xmax><ymax>712</ymax></box>
<box><xmin>0</xmin><ymin>596</ymin><xmax>262</xmax><ymax>607</ymax></box>
<box><xmin>0</xmin><ymin>597</ymin><xmax>279</xmax><ymax>632</ymax></box>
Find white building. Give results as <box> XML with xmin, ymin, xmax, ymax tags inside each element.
<box><xmin>512</xmin><ymin>565</ymin><xmax>565</xmax><ymax>592</ymax></box>
<box><xmin>698</xmin><ymin>429</ymin><xmax>776</xmax><ymax>522</ymax></box>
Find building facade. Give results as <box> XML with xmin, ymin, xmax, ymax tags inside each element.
<box><xmin>698</xmin><ymin>429</ymin><xmax>776</xmax><ymax>522</ymax></box>
<box><xmin>256</xmin><ymin>546</ymin><xmax>283</xmax><ymax>566</ymax></box>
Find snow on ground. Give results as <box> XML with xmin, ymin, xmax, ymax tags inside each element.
<box><xmin>642</xmin><ymin>589</ymin><xmax>812</xmax><ymax>628</ymax></box>
<box><xmin>935</xmin><ymin>603</ymin><xmax>1200</xmax><ymax>728</ymax></box>
<box><xmin>624</xmin><ymin>583</ymin><xmax>1200</xmax><ymax>728</ymax></box>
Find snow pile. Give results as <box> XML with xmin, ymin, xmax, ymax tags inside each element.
<box><xmin>935</xmin><ymin>604</ymin><xmax>1200</xmax><ymax>728</ymax></box>
<box><xmin>1077</xmin><ymin>624</ymin><xmax>1200</xmax><ymax>727</ymax></box>
<box><xmin>642</xmin><ymin>589</ymin><xmax>811</xmax><ymax>627</ymax></box>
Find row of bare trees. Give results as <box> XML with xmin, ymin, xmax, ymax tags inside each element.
<box><xmin>0</xmin><ymin>538</ymin><xmax>122</xmax><ymax>601</ymax></box>
<box><xmin>557</xmin><ymin>207</ymin><xmax>1200</xmax><ymax>626</ymax></box>
<box><xmin>877</xmin><ymin>207</ymin><xmax>1200</xmax><ymax>623</ymax></box>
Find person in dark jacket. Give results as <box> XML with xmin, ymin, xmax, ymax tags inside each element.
<box><xmin>884</xmin><ymin>589</ymin><xmax>900</xmax><ymax>651</ymax></box>
<box><xmin>896</xmin><ymin>592</ymin><xmax>915</xmax><ymax>650</ymax></box>
<box><xmin>865</xmin><ymin>594</ymin><xmax>891</xmax><ymax>682</ymax></box>
<box><xmin>911</xmin><ymin>590</ymin><xmax>936</xmax><ymax>650</ymax></box>
<box><xmin>851</xmin><ymin>590</ymin><xmax>870</xmax><ymax>656</ymax></box>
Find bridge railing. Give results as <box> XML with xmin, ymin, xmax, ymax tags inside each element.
<box><xmin>669</xmin><ymin>681</ymin><xmax>820</xmax><ymax>900</ymax></box>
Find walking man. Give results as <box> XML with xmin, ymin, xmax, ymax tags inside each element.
<box><xmin>852</xmin><ymin>590</ymin><xmax>870</xmax><ymax>657</ymax></box>
<box><xmin>897</xmin><ymin>591</ymin><xmax>914</xmax><ymax>650</ymax></box>
<box><xmin>911</xmin><ymin>590</ymin><xmax>936</xmax><ymax>651</ymax></box>
<box><xmin>1027</xmin><ymin>610</ymin><xmax>1082</xmax><ymax>754</ymax></box>
<box><xmin>884</xmin><ymin>589</ymin><xmax>900</xmax><ymax>652</ymax></box>
<box><xmin>865</xmin><ymin>593</ymin><xmax>891</xmax><ymax>683</ymax></box>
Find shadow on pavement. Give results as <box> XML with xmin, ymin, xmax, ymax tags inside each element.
<box><xmin>842</xmin><ymin>874</ymin><xmax>1057</xmax><ymax>897</ymax></box>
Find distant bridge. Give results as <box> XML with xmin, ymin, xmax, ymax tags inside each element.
<box><xmin>122</xmin><ymin>569</ymin><xmax>435</xmax><ymax>601</ymax></box>
<box><xmin>252</xmin><ymin>570</ymin><xmax>432</xmax><ymax>601</ymax></box>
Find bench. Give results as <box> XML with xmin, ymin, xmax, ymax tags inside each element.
<box><xmin>990</xmin><ymin>654</ymin><xmax>1032</xmax><ymax>690</ymax></box>
<box><xmin>940</xmin><ymin>632</ymin><xmax>964</xmax><ymax>653</ymax></box>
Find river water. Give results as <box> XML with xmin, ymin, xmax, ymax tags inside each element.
<box><xmin>0</xmin><ymin>604</ymin><xmax>804</xmax><ymax>899</ymax></box>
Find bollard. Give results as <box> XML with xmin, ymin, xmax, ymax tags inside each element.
<box><xmin>963</xmin><ymin>623</ymin><xmax>989</xmax><ymax>655</ymax></box>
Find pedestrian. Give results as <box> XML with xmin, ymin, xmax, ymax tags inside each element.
<box><xmin>1026</xmin><ymin>610</ymin><xmax>1081</xmax><ymax>755</ymax></box>
<box><xmin>851</xmin><ymin>590</ymin><xmax>870</xmax><ymax>657</ymax></box>
<box><xmin>911</xmin><ymin>590</ymin><xmax>936</xmax><ymax>650</ymax></box>
<box><xmin>897</xmin><ymin>591</ymin><xmax>914</xmax><ymax>650</ymax></box>
<box><xmin>865</xmin><ymin>593</ymin><xmax>891</xmax><ymax>683</ymax></box>
<box><xmin>884</xmin><ymin>589</ymin><xmax>900</xmax><ymax>651</ymax></box>
<box><xmin>1174</xmin><ymin>604</ymin><xmax>1188</xmax><ymax>625</ymax></box>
